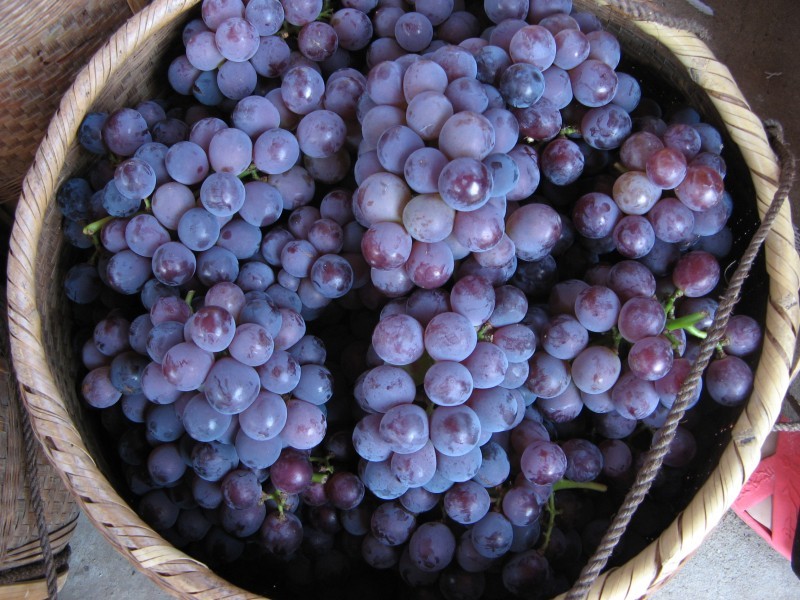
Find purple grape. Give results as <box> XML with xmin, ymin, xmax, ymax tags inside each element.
<box><xmin>443</xmin><ymin>481</ymin><xmax>490</xmax><ymax>525</ymax></box>
<box><xmin>390</xmin><ymin>440</ymin><xmax>437</xmax><ymax>489</ymax></box>
<box><xmin>672</xmin><ymin>251</ymin><xmax>720</xmax><ymax>297</ymax></box>
<box><xmin>612</xmin><ymin>372</ymin><xmax>660</xmax><ymax>419</ymax></box>
<box><xmin>183</xmin><ymin>395</ymin><xmax>234</xmax><ymax>443</ymax></box>
<box><xmin>371</xmin><ymin>501</ymin><xmax>417</xmax><ymax>546</ymax></box>
<box><xmin>705</xmin><ymin>355</ymin><xmax>754</xmax><ymax>406</ymax></box>
<box><xmin>429</xmin><ymin>405</ymin><xmax>481</xmax><ymax>457</ymax></box>
<box><xmin>571</xmin><ymin>346</ymin><xmax>621</xmax><ymax>395</ymax></box>
<box><xmin>260</xmin><ymin>511</ymin><xmax>303</xmax><ymax>557</ymax></box>
<box><xmin>723</xmin><ymin>315</ymin><xmax>762</xmax><ymax>357</ymax></box>
<box><xmin>270</xmin><ymin>449</ymin><xmax>313</xmax><ymax>494</ymax></box>
<box><xmin>506</xmin><ymin>204</ymin><xmax>562</xmax><ymax>262</ymax></box>
<box><xmin>542</xmin><ymin>315</ymin><xmax>589</xmax><ymax>360</ymax></box>
<box><xmin>379</xmin><ymin>403</ymin><xmax>430</xmax><ymax>454</ymax></box>
<box><xmin>562</xmin><ymin>438</ymin><xmax>603</xmax><ymax>482</ymax></box>
<box><xmin>424</xmin><ymin>361</ymin><xmax>474</xmax><ymax>407</ymax></box>
<box><xmin>525</xmin><ymin>352</ymin><xmax>570</xmax><ymax>399</ymax></box>
<box><xmin>581</xmin><ymin>104</ymin><xmax>632</xmax><ymax>150</ymax></box>
<box><xmin>471</xmin><ymin>512</ymin><xmax>514</xmax><ymax>559</ymax></box>
<box><xmin>628</xmin><ymin>335</ymin><xmax>674</xmax><ymax>381</ymax></box>
<box><xmin>520</xmin><ymin>440</ymin><xmax>567</xmax><ymax>485</ymax></box>
<box><xmin>238</xmin><ymin>391</ymin><xmax>286</xmax><ymax>441</ymax></box>
<box><xmin>408</xmin><ymin>522</ymin><xmax>456</xmax><ymax>573</ymax></box>
<box><xmin>282</xmin><ymin>399</ymin><xmax>326</xmax><ymax>449</ymax></box>
<box><xmin>541</xmin><ymin>137</ymin><xmax>584</xmax><ymax>185</ymax></box>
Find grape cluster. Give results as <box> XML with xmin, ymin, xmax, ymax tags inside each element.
<box><xmin>353</xmin><ymin>277</ymin><xmax>531</xmax><ymax>494</ymax></box>
<box><xmin>57</xmin><ymin>0</ymin><xmax>765</xmax><ymax>598</ymax></box>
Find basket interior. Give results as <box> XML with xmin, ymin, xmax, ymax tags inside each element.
<box><xmin>30</xmin><ymin>1</ymin><xmax>773</xmax><ymax>597</ymax></box>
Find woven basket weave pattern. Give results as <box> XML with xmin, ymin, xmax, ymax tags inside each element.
<box><xmin>0</xmin><ymin>1</ymin><xmax>143</xmax><ymax>215</ymax></box>
<box><xmin>6</xmin><ymin>0</ymin><xmax>800</xmax><ymax>598</ymax></box>
<box><xmin>0</xmin><ymin>288</ymin><xmax>79</xmax><ymax>574</ymax></box>
<box><xmin>0</xmin><ymin>377</ymin><xmax>78</xmax><ymax>574</ymax></box>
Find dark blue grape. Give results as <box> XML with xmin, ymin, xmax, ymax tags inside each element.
<box><xmin>499</xmin><ymin>63</ymin><xmax>545</xmax><ymax>109</ymax></box>
<box><xmin>57</xmin><ymin>178</ymin><xmax>94</xmax><ymax>221</ymax></box>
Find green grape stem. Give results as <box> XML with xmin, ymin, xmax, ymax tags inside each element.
<box><xmin>665</xmin><ymin>311</ymin><xmax>709</xmax><ymax>339</ymax></box>
<box><xmin>540</xmin><ymin>479</ymin><xmax>608</xmax><ymax>553</ymax></box>
<box><xmin>311</xmin><ymin>472</ymin><xmax>330</xmax><ymax>484</ymax></box>
<box><xmin>540</xmin><ymin>491</ymin><xmax>557</xmax><ymax>553</ymax></box>
<box><xmin>237</xmin><ymin>163</ymin><xmax>260</xmax><ymax>180</ymax></box>
<box><xmin>477</xmin><ymin>322</ymin><xmax>494</xmax><ymax>342</ymax></box>
<box><xmin>612</xmin><ymin>327</ymin><xmax>622</xmax><ymax>353</ymax></box>
<box><xmin>184</xmin><ymin>290</ymin><xmax>196</xmax><ymax>310</ymax></box>
<box><xmin>310</xmin><ymin>454</ymin><xmax>335</xmax><ymax>478</ymax></box>
<box><xmin>611</xmin><ymin>161</ymin><xmax>628</xmax><ymax>175</ymax></box>
<box><xmin>560</xmin><ymin>125</ymin><xmax>581</xmax><ymax>137</ymax></box>
<box><xmin>317</xmin><ymin>0</ymin><xmax>333</xmax><ymax>20</ymax></box>
<box><xmin>552</xmin><ymin>479</ymin><xmax>608</xmax><ymax>493</ymax></box>
<box><xmin>263</xmin><ymin>490</ymin><xmax>286</xmax><ymax>516</ymax></box>
<box><xmin>662</xmin><ymin>289</ymin><xmax>684</xmax><ymax>319</ymax></box>
<box><xmin>663</xmin><ymin>330</ymin><xmax>683</xmax><ymax>350</ymax></box>
<box><xmin>82</xmin><ymin>215</ymin><xmax>114</xmax><ymax>237</ymax></box>
<box><xmin>685</xmin><ymin>325</ymin><xmax>708</xmax><ymax>339</ymax></box>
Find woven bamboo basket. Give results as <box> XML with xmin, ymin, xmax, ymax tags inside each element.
<box><xmin>0</xmin><ymin>0</ymin><xmax>148</xmax><ymax>219</ymax></box>
<box><xmin>0</xmin><ymin>287</ymin><xmax>78</xmax><ymax>598</ymax></box>
<box><xmin>6</xmin><ymin>0</ymin><xmax>800</xmax><ymax>598</ymax></box>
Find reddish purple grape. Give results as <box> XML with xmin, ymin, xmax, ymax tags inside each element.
<box><xmin>611</xmin><ymin>372</ymin><xmax>659</xmax><ymax>419</ymax></box>
<box><xmin>675</xmin><ymin>165</ymin><xmax>724</xmax><ymax>211</ymax></box>
<box><xmin>672</xmin><ymin>251</ymin><xmax>720</xmax><ymax>297</ymax></box>
<box><xmin>613</xmin><ymin>215</ymin><xmax>655</xmax><ymax>259</ymax></box>
<box><xmin>646</xmin><ymin>147</ymin><xmax>687</xmax><ymax>189</ymax></box>
<box><xmin>627</xmin><ymin>336</ymin><xmax>674</xmax><ymax>381</ymax></box>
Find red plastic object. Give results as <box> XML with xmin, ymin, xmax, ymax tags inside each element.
<box><xmin>732</xmin><ymin>425</ymin><xmax>800</xmax><ymax>560</ymax></box>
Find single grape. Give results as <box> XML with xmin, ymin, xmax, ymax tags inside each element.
<box><xmin>520</xmin><ymin>440</ymin><xmax>567</xmax><ymax>485</ymax></box>
<box><xmin>571</xmin><ymin>346</ymin><xmax>621</xmax><ymax>394</ymax></box>
<box><xmin>408</xmin><ymin>522</ymin><xmax>456</xmax><ymax>573</ymax></box>
<box><xmin>705</xmin><ymin>355</ymin><xmax>754</xmax><ymax>406</ymax></box>
<box><xmin>612</xmin><ymin>372</ymin><xmax>660</xmax><ymax>419</ymax></box>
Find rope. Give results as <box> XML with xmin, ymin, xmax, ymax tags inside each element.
<box><xmin>565</xmin><ymin>119</ymin><xmax>797</xmax><ymax>600</ymax></box>
<box><xmin>773</xmin><ymin>422</ymin><xmax>800</xmax><ymax>432</ymax></box>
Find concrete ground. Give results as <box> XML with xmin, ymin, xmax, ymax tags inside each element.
<box><xmin>53</xmin><ymin>0</ymin><xmax>800</xmax><ymax>599</ymax></box>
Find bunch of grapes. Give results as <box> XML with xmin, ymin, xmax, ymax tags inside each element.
<box><xmin>55</xmin><ymin>0</ymin><xmax>766</xmax><ymax>598</ymax></box>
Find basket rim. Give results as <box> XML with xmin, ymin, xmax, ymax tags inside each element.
<box><xmin>6</xmin><ymin>1</ymin><xmax>800</xmax><ymax>599</ymax></box>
